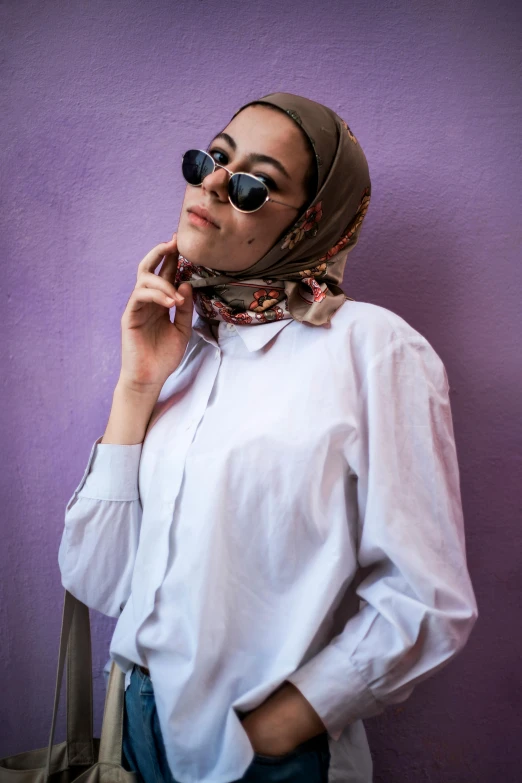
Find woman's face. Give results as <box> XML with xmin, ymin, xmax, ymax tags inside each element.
<box><xmin>176</xmin><ymin>104</ymin><xmax>314</xmax><ymax>273</ymax></box>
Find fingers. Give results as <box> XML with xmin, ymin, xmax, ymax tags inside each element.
<box><xmin>127</xmin><ymin>285</ymin><xmax>181</xmax><ymax>312</ymax></box>
<box><xmin>158</xmin><ymin>251</ymin><xmax>179</xmax><ymax>285</ymax></box>
<box><xmin>137</xmin><ymin>232</ymin><xmax>178</xmax><ymax>280</ymax></box>
<box><xmin>139</xmin><ymin>270</ymin><xmax>185</xmax><ymax>304</ymax></box>
<box><xmin>173</xmin><ymin>282</ymin><xmax>194</xmax><ymax>334</ymax></box>
<box><xmin>133</xmin><ymin>232</ymin><xmax>194</xmax><ymax>316</ymax></box>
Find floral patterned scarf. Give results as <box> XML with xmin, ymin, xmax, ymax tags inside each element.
<box><xmin>174</xmin><ymin>92</ymin><xmax>371</xmax><ymax>327</ymax></box>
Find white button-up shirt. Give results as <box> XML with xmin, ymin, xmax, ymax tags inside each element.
<box><xmin>58</xmin><ymin>301</ymin><xmax>478</xmax><ymax>783</ymax></box>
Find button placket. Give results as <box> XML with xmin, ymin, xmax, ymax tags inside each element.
<box><xmin>184</xmin><ymin>356</ymin><xmax>220</xmax><ymax>433</ymax></box>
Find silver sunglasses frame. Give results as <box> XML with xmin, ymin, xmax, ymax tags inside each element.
<box><xmin>181</xmin><ymin>149</ymin><xmax>300</xmax><ymax>214</ymax></box>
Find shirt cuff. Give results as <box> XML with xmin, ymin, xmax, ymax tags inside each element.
<box><xmin>286</xmin><ymin>643</ymin><xmax>383</xmax><ymax>741</ymax></box>
<box><xmin>75</xmin><ymin>436</ymin><xmax>143</xmax><ymax>501</ymax></box>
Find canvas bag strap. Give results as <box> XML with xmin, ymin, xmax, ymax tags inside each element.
<box><xmin>44</xmin><ymin>590</ymin><xmax>126</xmax><ymax>778</ymax></box>
<box><xmin>98</xmin><ymin>657</ymin><xmax>127</xmax><ymax>765</ymax></box>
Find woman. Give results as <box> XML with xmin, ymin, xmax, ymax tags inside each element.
<box><xmin>58</xmin><ymin>92</ymin><xmax>478</xmax><ymax>783</ymax></box>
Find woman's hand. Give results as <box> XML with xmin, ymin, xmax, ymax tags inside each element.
<box><xmin>240</xmin><ymin>681</ymin><xmax>326</xmax><ymax>757</ymax></box>
<box><xmin>242</xmin><ymin>714</ymin><xmax>299</xmax><ymax>758</ymax></box>
<box><xmin>118</xmin><ymin>232</ymin><xmax>194</xmax><ymax>394</ymax></box>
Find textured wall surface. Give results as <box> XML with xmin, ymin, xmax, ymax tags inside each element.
<box><xmin>1</xmin><ymin>1</ymin><xmax>520</xmax><ymax>780</ymax></box>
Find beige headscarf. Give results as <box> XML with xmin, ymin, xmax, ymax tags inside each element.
<box><xmin>175</xmin><ymin>91</ymin><xmax>371</xmax><ymax>327</ymax></box>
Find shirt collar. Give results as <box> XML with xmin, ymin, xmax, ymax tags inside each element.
<box><xmin>192</xmin><ymin>313</ymin><xmax>293</xmax><ymax>352</ymax></box>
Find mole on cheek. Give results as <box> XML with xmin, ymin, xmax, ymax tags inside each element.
<box><xmin>247</xmin><ymin>237</ymin><xmax>256</xmax><ymax>245</ymax></box>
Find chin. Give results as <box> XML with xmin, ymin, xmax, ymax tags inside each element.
<box><xmin>177</xmin><ymin>230</ymin><xmax>211</xmax><ymax>265</ymax></box>
<box><xmin>177</xmin><ymin>230</ymin><xmax>238</xmax><ymax>274</ymax></box>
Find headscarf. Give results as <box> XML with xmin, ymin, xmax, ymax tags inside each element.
<box><xmin>174</xmin><ymin>92</ymin><xmax>371</xmax><ymax>327</ymax></box>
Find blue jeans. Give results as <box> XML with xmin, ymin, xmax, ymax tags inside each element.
<box><xmin>122</xmin><ymin>663</ymin><xmax>331</xmax><ymax>782</ymax></box>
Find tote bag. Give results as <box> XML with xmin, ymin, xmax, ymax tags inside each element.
<box><xmin>0</xmin><ymin>589</ymin><xmax>137</xmax><ymax>782</ymax></box>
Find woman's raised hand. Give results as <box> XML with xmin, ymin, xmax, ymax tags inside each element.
<box><xmin>118</xmin><ymin>233</ymin><xmax>194</xmax><ymax>394</ymax></box>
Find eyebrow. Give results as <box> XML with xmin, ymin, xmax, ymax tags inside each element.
<box><xmin>209</xmin><ymin>132</ymin><xmax>291</xmax><ymax>180</ymax></box>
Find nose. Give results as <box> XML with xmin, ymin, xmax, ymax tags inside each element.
<box><xmin>201</xmin><ymin>165</ymin><xmax>229</xmax><ymax>202</ymax></box>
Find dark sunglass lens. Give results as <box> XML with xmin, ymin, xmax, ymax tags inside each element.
<box><xmin>182</xmin><ymin>150</ymin><xmax>214</xmax><ymax>185</ymax></box>
<box><xmin>229</xmin><ymin>174</ymin><xmax>267</xmax><ymax>212</ymax></box>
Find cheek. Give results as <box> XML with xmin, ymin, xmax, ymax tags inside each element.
<box><xmin>246</xmin><ymin>212</ymin><xmax>292</xmax><ymax>247</ymax></box>
<box><xmin>229</xmin><ymin>215</ymin><xmax>264</xmax><ymax>248</ymax></box>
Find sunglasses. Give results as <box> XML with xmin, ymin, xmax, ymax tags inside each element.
<box><xmin>181</xmin><ymin>148</ymin><xmax>301</xmax><ymax>214</ymax></box>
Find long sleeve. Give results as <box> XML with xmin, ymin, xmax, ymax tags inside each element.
<box><xmin>286</xmin><ymin>335</ymin><xmax>479</xmax><ymax>741</ymax></box>
<box><xmin>58</xmin><ymin>435</ymin><xmax>143</xmax><ymax>618</ymax></box>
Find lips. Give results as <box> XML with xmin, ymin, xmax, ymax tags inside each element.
<box><xmin>188</xmin><ymin>205</ymin><xmax>220</xmax><ymax>228</ymax></box>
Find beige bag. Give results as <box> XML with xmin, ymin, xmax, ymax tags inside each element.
<box><xmin>0</xmin><ymin>590</ymin><xmax>137</xmax><ymax>782</ymax></box>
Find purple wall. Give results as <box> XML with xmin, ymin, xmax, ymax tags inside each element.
<box><xmin>1</xmin><ymin>1</ymin><xmax>520</xmax><ymax>779</ymax></box>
